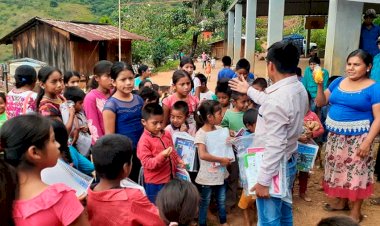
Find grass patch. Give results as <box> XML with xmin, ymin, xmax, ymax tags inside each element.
<box><xmin>153</xmin><ymin>60</ymin><xmax>180</xmax><ymax>73</ymax></box>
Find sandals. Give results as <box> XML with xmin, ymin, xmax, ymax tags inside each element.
<box><xmin>323</xmin><ymin>203</ymin><xmax>350</xmax><ymax>212</ymax></box>
<box><xmin>370</xmin><ymin>197</ymin><xmax>380</xmax><ymax>205</ymax></box>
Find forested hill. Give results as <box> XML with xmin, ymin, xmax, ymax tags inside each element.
<box><xmin>0</xmin><ymin>0</ymin><xmax>122</xmax><ymax>61</ymax></box>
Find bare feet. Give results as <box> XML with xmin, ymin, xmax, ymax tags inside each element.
<box><xmin>300</xmin><ymin>193</ymin><xmax>312</xmax><ymax>202</ymax></box>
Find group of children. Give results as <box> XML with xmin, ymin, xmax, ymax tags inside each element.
<box><xmin>0</xmin><ymin>54</ymin><xmax>345</xmax><ymax>226</ymax></box>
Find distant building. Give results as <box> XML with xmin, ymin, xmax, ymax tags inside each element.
<box><xmin>0</xmin><ymin>17</ymin><xmax>148</xmax><ymax>75</ymax></box>
<box><xmin>209</xmin><ymin>38</ymin><xmax>245</xmax><ymax>59</ymax></box>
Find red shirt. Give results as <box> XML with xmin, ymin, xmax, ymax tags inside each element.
<box><xmin>304</xmin><ymin>110</ymin><xmax>324</xmax><ymax>138</ymax></box>
<box><xmin>137</xmin><ymin>129</ymin><xmax>182</xmax><ymax>184</ymax></box>
<box><xmin>87</xmin><ymin>187</ymin><xmax>164</xmax><ymax>226</ymax></box>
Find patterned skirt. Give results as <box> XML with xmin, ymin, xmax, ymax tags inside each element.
<box><xmin>323</xmin><ymin>132</ymin><xmax>375</xmax><ymax>201</ymax></box>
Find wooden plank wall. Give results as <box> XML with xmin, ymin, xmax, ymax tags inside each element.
<box><xmin>13</xmin><ymin>23</ymin><xmax>72</xmax><ymax>73</ymax></box>
<box><xmin>107</xmin><ymin>40</ymin><xmax>132</xmax><ymax>64</ymax></box>
<box><xmin>71</xmin><ymin>41</ymin><xmax>100</xmax><ymax>76</ymax></box>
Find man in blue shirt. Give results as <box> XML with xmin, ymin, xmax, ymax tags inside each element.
<box><xmin>360</xmin><ymin>9</ymin><xmax>380</xmax><ymax>57</ymax></box>
<box><xmin>217</xmin><ymin>56</ymin><xmax>235</xmax><ymax>80</ymax></box>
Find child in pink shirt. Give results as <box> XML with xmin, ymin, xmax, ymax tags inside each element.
<box><xmin>163</xmin><ymin>70</ymin><xmax>199</xmax><ymax>127</ymax></box>
<box><xmin>137</xmin><ymin>103</ymin><xmax>184</xmax><ymax>204</ymax></box>
<box><xmin>83</xmin><ymin>60</ymin><xmax>113</xmax><ymax>143</ymax></box>
<box><xmin>0</xmin><ymin>115</ymin><xmax>88</xmax><ymax>226</ymax></box>
<box><xmin>87</xmin><ymin>134</ymin><xmax>164</xmax><ymax>226</ymax></box>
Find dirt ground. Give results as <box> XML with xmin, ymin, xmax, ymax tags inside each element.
<box><xmin>151</xmin><ymin>59</ymin><xmax>380</xmax><ymax>226</ymax></box>
<box><xmin>150</xmin><ymin>57</ymin><xmax>312</xmax><ymax>90</ymax></box>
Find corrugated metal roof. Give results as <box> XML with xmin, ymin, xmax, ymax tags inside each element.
<box><xmin>0</xmin><ymin>17</ymin><xmax>148</xmax><ymax>44</ymax></box>
<box><xmin>39</xmin><ymin>18</ymin><xmax>148</xmax><ymax>41</ymax></box>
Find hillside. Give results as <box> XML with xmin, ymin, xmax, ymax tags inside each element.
<box><xmin>0</xmin><ymin>0</ymin><xmax>98</xmax><ymax>62</ymax></box>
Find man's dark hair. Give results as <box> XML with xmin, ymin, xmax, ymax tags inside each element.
<box><xmin>266</xmin><ymin>41</ymin><xmax>300</xmax><ymax>74</ymax></box>
<box><xmin>142</xmin><ymin>103</ymin><xmax>163</xmax><ymax>120</ymax></box>
<box><xmin>222</xmin><ymin>56</ymin><xmax>232</xmax><ymax>67</ymax></box>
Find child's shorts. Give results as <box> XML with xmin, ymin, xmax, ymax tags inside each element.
<box><xmin>238</xmin><ymin>190</ymin><xmax>255</xmax><ymax>209</ymax></box>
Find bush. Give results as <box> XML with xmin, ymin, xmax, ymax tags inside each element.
<box><xmin>152</xmin><ymin>36</ymin><xmax>169</xmax><ymax>68</ymax></box>
<box><xmin>153</xmin><ymin>60</ymin><xmax>179</xmax><ymax>73</ymax></box>
<box><xmin>50</xmin><ymin>0</ymin><xmax>58</xmax><ymax>7</ymax></box>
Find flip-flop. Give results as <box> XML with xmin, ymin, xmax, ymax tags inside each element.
<box><xmin>323</xmin><ymin>203</ymin><xmax>350</xmax><ymax>212</ymax></box>
<box><xmin>370</xmin><ymin>197</ymin><xmax>380</xmax><ymax>205</ymax></box>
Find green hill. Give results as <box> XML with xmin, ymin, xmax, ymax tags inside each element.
<box><xmin>0</xmin><ymin>0</ymin><xmax>100</xmax><ymax>62</ymax></box>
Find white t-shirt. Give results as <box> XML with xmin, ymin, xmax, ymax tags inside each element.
<box><xmin>199</xmin><ymin>90</ymin><xmax>216</xmax><ymax>102</ymax></box>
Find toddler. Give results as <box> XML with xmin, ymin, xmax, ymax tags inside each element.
<box><xmin>197</xmin><ymin>73</ymin><xmax>217</xmax><ymax>102</ymax></box>
<box><xmin>215</xmin><ymin>78</ymin><xmax>232</xmax><ymax>118</ymax></box>
<box><xmin>165</xmin><ymin>100</ymin><xmax>196</xmax><ymax>137</ymax></box>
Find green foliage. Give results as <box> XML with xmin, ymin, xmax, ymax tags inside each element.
<box><xmin>152</xmin><ymin>36</ymin><xmax>169</xmax><ymax>68</ymax></box>
<box><xmin>50</xmin><ymin>0</ymin><xmax>58</xmax><ymax>7</ymax></box>
<box><xmin>310</xmin><ymin>27</ymin><xmax>327</xmax><ymax>50</ymax></box>
<box><xmin>153</xmin><ymin>60</ymin><xmax>180</xmax><ymax>73</ymax></box>
<box><xmin>255</xmin><ymin>40</ymin><xmax>263</xmax><ymax>53</ymax></box>
<box><xmin>0</xmin><ymin>0</ymin><xmax>96</xmax><ymax>62</ymax></box>
<box><xmin>99</xmin><ymin>16</ymin><xmax>112</xmax><ymax>24</ymax></box>
<box><xmin>374</xmin><ymin>17</ymin><xmax>380</xmax><ymax>26</ymax></box>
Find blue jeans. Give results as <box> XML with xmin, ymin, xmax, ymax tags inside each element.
<box><xmin>145</xmin><ymin>183</ymin><xmax>165</xmax><ymax>204</ymax></box>
<box><xmin>199</xmin><ymin>182</ymin><xmax>227</xmax><ymax>226</ymax></box>
<box><xmin>256</xmin><ymin>155</ymin><xmax>297</xmax><ymax>226</ymax></box>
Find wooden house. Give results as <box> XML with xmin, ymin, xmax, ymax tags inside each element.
<box><xmin>209</xmin><ymin>38</ymin><xmax>245</xmax><ymax>59</ymax></box>
<box><xmin>0</xmin><ymin>17</ymin><xmax>148</xmax><ymax>75</ymax></box>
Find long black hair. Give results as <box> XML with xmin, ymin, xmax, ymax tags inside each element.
<box><xmin>194</xmin><ymin>100</ymin><xmax>221</xmax><ymax>130</ymax></box>
<box><xmin>50</xmin><ymin>119</ymin><xmax>72</xmax><ymax>164</ymax></box>
<box><xmin>35</xmin><ymin>66</ymin><xmax>62</xmax><ymax>109</ymax></box>
<box><xmin>0</xmin><ymin>115</ymin><xmax>52</xmax><ymax>225</ymax></box>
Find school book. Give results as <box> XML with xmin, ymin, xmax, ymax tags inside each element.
<box><xmin>231</xmin><ymin>134</ymin><xmax>255</xmax><ymax>194</ymax></box>
<box><xmin>172</xmin><ymin>132</ymin><xmax>197</xmax><ymax>172</ymax></box>
<box><xmin>244</xmin><ymin>149</ymin><xmax>287</xmax><ymax>198</ymax></box>
<box><xmin>297</xmin><ymin>141</ymin><xmax>319</xmax><ymax>172</ymax></box>
<box><xmin>175</xmin><ymin>167</ymin><xmax>191</xmax><ymax>182</ymax></box>
<box><xmin>41</xmin><ymin>159</ymin><xmax>94</xmax><ymax>197</ymax></box>
<box><xmin>205</xmin><ymin>127</ymin><xmax>235</xmax><ymax>162</ymax></box>
<box><xmin>120</xmin><ymin>177</ymin><xmax>146</xmax><ymax>195</ymax></box>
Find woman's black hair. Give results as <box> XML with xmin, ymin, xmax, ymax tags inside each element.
<box><xmin>0</xmin><ymin>159</ymin><xmax>17</xmax><ymax>226</ymax></box>
<box><xmin>63</xmin><ymin>71</ymin><xmax>80</xmax><ymax>84</ymax></box>
<box><xmin>90</xmin><ymin>60</ymin><xmax>113</xmax><ymax>89</ymax></box>
<box><xmin>0</xmin><ymin>92</ymin><xmax>6</xmax><ymax>103</ymax></box>
<box><xmin>139</xmin><ymin>79</ymin><xmax>153</xmax><ymax>89</ymax></box>
<box><xmin>0</xmin><ymin>114</ymin><xmax>51</xmax><ymax>168</ymax></box>
<box><xmin>35</xmin><ymin>66</ymin><xmax>62</xmax><ymax>109</ymax></box>
<box><xmin>14</xmin><ymin>65</ymin><xmax>37</xmax><ymax>88</ymax></box>
<box><xmin>194</xmin><ymin>100</ymin><xmax>222</xmax><ymax>130</ymax></box>
<box><xmin>50</xmin><ymin>119</ymin><xmax>72</xmax><ymax>164</ymax></box>
<box><xmin>110</xmin><ymin>61</ymin><xmax>135</xmax><ymax>81</ymax></box>
<box><xmin>156</xmin><ymin>179</ymin><xmax>200</xmax><ymax>226</ymax></box>
<box><xmin>137</xmin><ymin>64</ymin><xmax>149</xmax><ymax>75</ymax></box>
<box><xmin>179</xmin><ymin>56</ymin><xmax>195</xmax><ymax>68</ymax></box>
<box><xmin>347</xmin><ymin>49</ymin><xmax>373</xmax><ymax>77</ymax></box>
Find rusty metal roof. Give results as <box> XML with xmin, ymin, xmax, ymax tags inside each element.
<box><xmin>0</xmin><ymin>17</ymin><xmax>148</xmax><ymax>44</ymax></box>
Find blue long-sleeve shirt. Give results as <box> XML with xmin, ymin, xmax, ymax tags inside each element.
<box><xmin>360</xmin><ymin>23</ymin><xmax>380</xmax><ymax>57</ymax></box>
<box><xmin>69</xmin><ymin>146</ymin><xmax>94</xmax><ymax>175</ymax></box>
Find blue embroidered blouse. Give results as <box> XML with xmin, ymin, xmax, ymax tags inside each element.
<box><xmin>326</xmin><ymin>77</ymin><xmax>380</xmax><ymax>135</ymax></box>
